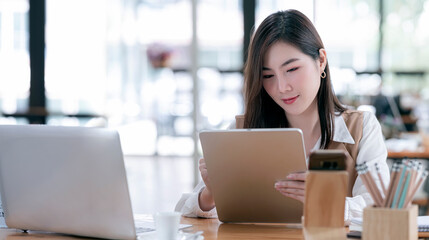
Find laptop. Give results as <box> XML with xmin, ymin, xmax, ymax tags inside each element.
<box><xmin>0</xmin><ymin>125</ymin><xmax>150</xmax><ymax>239</ymax></box>
<box><xmin>199</xmin><ymin>128</ymin><xmax>307</xmax><ymax>223</ymax></box>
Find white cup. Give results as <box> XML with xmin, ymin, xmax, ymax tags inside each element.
<box><xmin>154</xmin><ymin>212</ymin><xmax>181</xmax><ymax>240</ymax></box>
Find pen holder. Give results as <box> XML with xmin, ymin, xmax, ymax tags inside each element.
<box><xmin>362</xmin><ymin>205</ymin><xmax>417</xmax><ymax>240</ymax></box>
<box><xmin>304</xmin><ymin>171</ymin><xmax>348</xmax><ymax>227</ymax></box>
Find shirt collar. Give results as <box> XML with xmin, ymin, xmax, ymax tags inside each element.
<box><xmin>332</xmin><ymin>113</ymin><xmax>355</xmax><ymax>144</ymax></box>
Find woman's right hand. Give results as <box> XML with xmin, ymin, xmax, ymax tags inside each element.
<box><xmin>199</xmin><ymin>158</ymin><xmax>212</xmax><ymax>191</ymax></box>
<box><xmin>198</xmin><ymin>158</ymin><xmax>215</xmax><ymax>211</ymax></box>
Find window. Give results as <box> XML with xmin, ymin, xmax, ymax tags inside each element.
<box><xmin>0</xmin><ymin>13</ymin><xmax>2</xmax><ymax>49</ymax></box>
<box><xmin>13</xmin><ymin>12</ymin><xmax>27</xmax><ymax>51</ymax></box>
<box><xmin>0</xmin><ymin>0</ymin><xmax>30</xmax><ymax>124</ymax></box>
<box><xmin>46</xmin><ymin>0</ymin><xmax>107</xmax><ymax>127</ymax></box>
<box><xmin>256</xmin><ymin>0</ymin><xmax>314</xmax><ymax>26</ymax></box>
<box><xmin>382</xmin><ymin>0</ymin><xmax>429</xmax><ymax>93</ymax></box>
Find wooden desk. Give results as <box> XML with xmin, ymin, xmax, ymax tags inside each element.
<box><xmin>181</xmin><ymin>217</ymin><xmax>306</xmax><ymax>239</ymax></box>
<box><xmin>3</xmin><ymin>216</ymin><xmax>428</xmax><ymax>239</ymax></box>
<box><xmin>0</xmin><ymin>217</ymin><xmax>353</xmax><ymax>240</ymax></box>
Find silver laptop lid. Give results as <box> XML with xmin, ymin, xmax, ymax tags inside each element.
<box><xmin>0</xmin><ymin>125</ymin><xmax>136</xmax><ymax>239</ymax></box>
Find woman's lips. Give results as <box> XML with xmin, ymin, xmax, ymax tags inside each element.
<box><xmin>282</xmin><ymin>96</ymin><xmax>299</xmax><ymax>104</ymax></box>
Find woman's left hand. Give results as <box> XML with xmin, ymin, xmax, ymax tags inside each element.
<box><xmin>274</xmin><ymin>171</ymin><xmax>307</xmax><ymax>203</ymax></box>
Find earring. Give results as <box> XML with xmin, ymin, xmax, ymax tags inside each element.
<box><xmin>321</xmin><ymin>71</ymin><xmax>326</xmax><ymax>78</ymax></box>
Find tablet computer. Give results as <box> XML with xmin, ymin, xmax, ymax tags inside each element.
<box><xmin>199</xmin><ymin>128</ymin><xmax>307</xmax><ymax>223</ymax></box>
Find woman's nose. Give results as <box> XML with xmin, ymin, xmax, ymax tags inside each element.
<box><xmin>277</xmin><ymin>77</ymin><xmax>292</xmax><ymax>93</ymax></box>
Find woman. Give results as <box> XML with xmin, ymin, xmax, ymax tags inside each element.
<box><xmin>175</xmin><ymin>9</ymin><xmax>389</xmax><ymax>224</ymax></box>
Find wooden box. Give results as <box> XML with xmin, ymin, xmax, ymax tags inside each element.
<box><xmin>362</xmin><ymin>205</ymin><xmax>417</xmax><ymax>240</ymax></box>
<box><xmin>304</xmin><ymin>171</ymin><xmax>348</xmax><ymax>227</ymax></box>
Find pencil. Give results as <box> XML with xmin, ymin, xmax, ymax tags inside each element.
<box><xmin>384</xmin><ymin>161</ymin><xmax>400</xmax><ymax>207</ymax></box>
<box><xmin>404</xmin><ymin>170</ymin><xmax>428</xmax><ymax>208</ymax></box>
<box><xmin>413</xmin><ymin>162</ymin><xmax>422</xmax><ymax>186</ymax></box>
<box><xmin>394</xmin><ymin>167</ymin><xmax>411</xmax><ymax>208</ymax></box>
<box><xmin>361</xmin><ymin>163</ymin><xmax>383</xmax><ymax>207</ymax></box>
<box><xmin>404</xmin><ymin>161</ymin><xmax>418</xmax><ymax>206</ymax></box>
<box><xmin>365</xmin><ymin>163</ymin><xmax>383</xmax><ymax>207</ymax></box>
<box><xmin>398</xmin><ymin>167</ymin><xmax>412</xmax><ymax>208</ymax></box>
<box><xmin>375</xmin><ymin>162</ymin><xmax>387</xmax><ymax>197</ymax></box>
<box><xmin>391</xmin><ymin>161</ymin><xmax>408</xmax><ymax>208</ymax></box>
<box><xmin>357</xmin><ymin>164</ymin><xmax>382</xmax><ymax>207</ymax></box>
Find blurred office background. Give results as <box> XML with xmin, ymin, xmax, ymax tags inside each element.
<box><xmin>0</xmin><ymin>0</ymin><xmax>429</xmax><ymax>213</ymax></box>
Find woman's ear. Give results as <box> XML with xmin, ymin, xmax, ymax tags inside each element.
<box><xmin>318</xmin><ymin>48</ymin><xmax>327</xmax><ymax>73</ymax></box>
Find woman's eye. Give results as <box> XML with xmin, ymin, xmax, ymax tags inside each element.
<box><xmin>263</xmin><ymin>74</ymin><xmax>274</xmax><ymax>79</ymax></box>
<box><xmin>287</xmin><ymin>67</ymin><xmax>299</xmax><ymax>72</ymax></box>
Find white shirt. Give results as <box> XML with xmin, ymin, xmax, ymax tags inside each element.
<box><xmin>175</xmin><ymin>111</ymin><xmax>390</xmax><ymax>225</ymax></box>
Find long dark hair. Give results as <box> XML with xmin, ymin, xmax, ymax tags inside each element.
<box><xmin>243</xmin><ymin>9</ymin><xmax>346</xmax><ymax>149</ymax></box>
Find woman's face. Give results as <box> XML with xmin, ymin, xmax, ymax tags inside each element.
<box><xmin>262</xmin><ymin>41</ymin><xmax>325</xmax><ymax>117</ymax></box>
